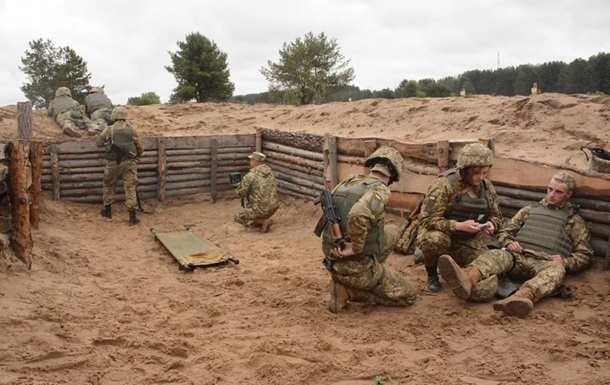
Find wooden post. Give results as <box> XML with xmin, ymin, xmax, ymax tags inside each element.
<box><xmin>328</xmin><ymin>135</ymin><xmax>338</xmax><ymax>189</ymax></box>
<box><xmin>29</xmin><ymin>140</ymin><xmax>43</xmax><ymax>229</ymax></box>
<box><xmin>157</xmin><ymin>137</ymin><xmax>167</xmax><ymax>203</ymax></box>
<box><xmin>17</xmin><ymin>101</ymin><xmax>33</xmax><ymax>141</ymax></box>
<box><xmin>7</xmin><ymin>141</ymin><xmax>32</xmax><ymax>269</ymax></box>
<box><xmin>210</xmin><ymin>137</ymin><xmax>218</xmax><ymax>203</ymax></box>
<box><xmin>50</xmin><ymin>144</ymin><xmax>60</xmax><ymax>200</ymax></box>
<box><xmin>436</xmin><ymin>140</ymin><xmax>450</xmax><ymax>169</ymax></box>
<box><xmin>255</xmin><ymin>128</ymin><xmax>263</xmax><ymax>153</ymax></box>
<box><xmin>604</xmin><ymin>233</ymin><xmax>610</xmax><ymax>271</ymax></box>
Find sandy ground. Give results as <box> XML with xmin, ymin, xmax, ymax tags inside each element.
<box><xmin>0</xmin><ymin>94</ymin><xmax>610</xmax><ymax>384</ymax></box>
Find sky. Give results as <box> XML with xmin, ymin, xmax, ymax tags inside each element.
<box><xmin>1</xmin><ymin>0</ymin><xmax>608</xmax><ymax>106</ymax></box>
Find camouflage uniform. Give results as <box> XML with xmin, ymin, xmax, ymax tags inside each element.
<box><xmin>469</xmin><ymin>198</ymin><xmax>593</xmax><ymax>302</ymax></box>
<box><xmin>47</xmin><ymin>87</ymin><xmax>98</xmax><ymax>137</ymax></box>
<box><xmin>85</xmin><ymin>86</ymin><xmax>113</xmax><ymax>131</ymax></box>
<box><xmin>234</xmin><ymin>154</ymin><xmax>280</xmax><ymax>226</ymax></box>
<box><xmin>96</xmin><ymin>107</ymin><xmax>143</xmax><ymax>212</ymax></box>
<box><xmin>323</xmin><ymin>147</ymin><xmax>416</xmax><ymax>312</ymax></box>
<box><xmin>415</xmin><ymin>143</ymin><xmax>502</xmax><ymax>292</ymax></box>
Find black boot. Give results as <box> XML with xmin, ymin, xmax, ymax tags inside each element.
<box><xmin>128</xmin><ymin>210</ymin><xmax>140</xmax><ymax>226</ymax></box>
<box><xmin>100</xmin><ymin>204</ymin><xmax>112</xmax><ymax>218</ymax></box>
<box><xmin>426</xmin><ymin>266</ymin><xmax>442</xmax><ymax>292</ymax></box>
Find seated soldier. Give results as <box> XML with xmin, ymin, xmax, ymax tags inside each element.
<box><xmin>47</xmin><ymin>87</ymin><xmax>99</xmax><ymax>137</ymax></box>
<box><xmin>438</xmin><ymin>172</ymin><xmax>594</xmax><ymax>318</ymax></box>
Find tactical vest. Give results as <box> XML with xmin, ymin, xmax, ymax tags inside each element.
<box><xmin>52</xmin><ymin>97</ymin><xmax>76</xmax><ymax>118</ymax></box>
<box><xmin>86</xmin><ymin>93</ymin><xmax>112</xmax><ymax>113</ymax></box>
<box><xmin>516</xmin><ymin>204</ymin><xmax>574</xmax><ymax>258</ymax></box>
<box><xmin>324</xmin><ymin>177</ymin><xmax>385</xmax><ymax>257</ymax></box>
<box><xmin>442</xmin><ymin>169</ymin><xmax>491</xmax><ymax>240</ymax></box>
<box><xmin>106</xmin><ymin>122</ymin><xmax>136</xmax><ymax>160</ymax></box>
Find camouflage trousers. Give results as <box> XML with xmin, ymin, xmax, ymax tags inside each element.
<box><xmin>102</xmin><ymin>159</ymin><xmax>138</xmax><ymax>210</ymax></box>
<box><xmin>417</xmin><ymin>229</ymin><xmax>488</xmax><ymax>269</ymax></box>
<box><xmin>329</xmin><ymin>224</ymin><xmax>417</xmax><ymax>307</ymax></box>
<box><xmin>90</xmin><ymin>108</ymin><xmax>112</xmax><ymax>130</ymax></box>
<box><xmin>56</xmin><ymin>110</ymin><xmax>97</xmax><ymax>133</ymax></box>
<box><xmin>234</xmin><ymin>203</ymin><xmax>279</xmax><ymax>226</ymax></box>
<box><xmin>471</xmin><ymin>249</ymin><xmax>566</xmax><ymax>303</ymax></box>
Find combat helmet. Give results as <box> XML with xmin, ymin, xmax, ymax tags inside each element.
<box><xmin>110</xmin><ymin>106</ymin><xmax>128</xmax><ymax>121</ymax></box>
<box><xmin>90</xmin><ymin>86</ymin><xmax>105</xmax><ymax>94</ymax></box>
<box><xmin>55</xmin><ymin>87</ymin><xmax>71</xmax><ymax>97</ymax></box>
<box><xmin>457</xmin><ymin>143</ymin><xmax>493</xmax><ymax>169</ymax></box>
<box><xmin>364</xmin><ymin>146</ymin><xmax>404</xmax><ymax>185</ymax></box>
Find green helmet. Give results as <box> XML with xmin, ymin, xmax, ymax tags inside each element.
<box><xmin>457</xmin><ymin>143</ymin><xmax>493</xmax><ymax>169</ymax></box>
<box><xmin>55</xmin><ymin>87</ymin><xmax>71</xmax><ymax>97</ymax></box>
<box><xmin>90</xmin><ymin>86</ymin><xmax>105</xmax><ymax>94</ymax></box>
<box><xmin>364</xmin><ymin>146</ymin><xmax>404</xmax><ymax>185</ymax></box>
<box><xmin>110</xmin><ymin>106</ymin><xmax>128</xmax><ymax>121</ymax></box>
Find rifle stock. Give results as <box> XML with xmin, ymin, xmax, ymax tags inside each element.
<box><xmin>317</xmin><ymin>189</ymin><xmax>346</xmax><ymax>250</ymax></box>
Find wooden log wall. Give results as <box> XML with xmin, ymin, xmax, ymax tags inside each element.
<box><xmin>41</xmin><ymin>135</ymin><xmax>255</xmax><ymax>204</ymax></box>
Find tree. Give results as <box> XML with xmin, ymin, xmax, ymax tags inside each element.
<box><xmin>166</xmin><ymin>32</ymin><xmax>234</xmax><ymax>103</ymax></box>
<box><xmin>558</xmin><ymin>59</ymin><xmax>596</xmax><ymax>94</ymax></box>
<box><xmin>127</xmin><ymin>92</ymin><xmax>161</xmax><ymax>106</ymax></box>
<box><xmin>260</xmin><ymin>32</ymin><xmax>355</xmax><ymax>105</ymax></box>
<box><xmin>19</xmin><ymin>38</ymin><xmax>92</xmax><ymax>107</ymax></box>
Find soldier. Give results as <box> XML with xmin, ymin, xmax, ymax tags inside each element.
<box><xmin>416</xmin><ymin>143</ymin><xmax>503</xmax><ymax>292</ymax></box>
<box><xmin>96</xmin><ymin>106</ymin><xmax>144</xmax><ymax>226</ymax></box>
<box><xmin>85</xmin><ymin>86</ymin><xmax>114</xmax><ymax>130</ymax></box>
<box><xmin>322</xmin><ymin>146</ymin><xmax>417</xmax><ymax>313</ymax></box>
<box><xmin>47</xmin><ymin>86</ymin><xmax>99</xmax><ymax>137</ymax></box>
<box><xmin>439</xmin><ymin>172</ymin><xmax>593</xmax><ymax>318</ymax></box>
<box><xmin>234</xmin><ymin>151</ymin><xmax>280</xmax><ymax>233</ymax></box>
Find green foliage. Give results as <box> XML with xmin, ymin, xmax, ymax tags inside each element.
<box><xmin>260</xmin><ymin>32</ymin><xmax>355</xmax><ymax>105</ymax></box>
<box><xmin>374</xmin><ymin>376</ymin><xmax>385</xmax><ymax>385</ymax></box>
<box><xmin>166</xmin><ymin>32</ymin><xmax>235</xmax><ymax>103</ymax></box>
<box><xmin>19</xmin><ymin>38</ymin><xmax>92</xmax><ymax>107</ymax></box>
<box><xmin>127</xmin><ymin>92</ymin><xmax>161</xmax><ymax>106</ymax></box>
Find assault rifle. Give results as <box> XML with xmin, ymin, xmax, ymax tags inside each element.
<box><xmin>228</xmin><ymin>173</ymin><xmax>245</xmax><ymax>207</ymax></box>
<box><xmin>313</xmin><ymin>188</ymin><xmax>345</xmax><ymax>250</ymax></box>
<box><xmin>582</xmin><ymin>146</ymin><xmax>610</xmax><ymax>161</ymax></box>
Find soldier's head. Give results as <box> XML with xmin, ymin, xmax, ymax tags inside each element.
<box><xmin>248</xmin><ymin>151</ymin><xmax>266</xmax><ymax>166</ymax></box>
<box><xmin>457</xmin><ymin>143</ymin><xmax>493</xmax><ymax>186</ymax></box>
<box><xmin>364</xmin><ymin>146</ymin><xmax>404</xmax><ymax>186</ymax></box>
<box><xmin>547</xmin><ymin>171</ymin><xmax>574</xmax><ymax>206</ymax></box>
<box><xmin>90</xmin><ymin>86</ymin><xmax>105</xmax><ymax>94</ymax></box>
<box><xmin>110</xmin><ymin>106</ymin><xmax>128</xmax><ymax>121</ymax></box>
<box><xmin>55</xmin><ymin>87</ymin><xmax>71</xmax><ymax>98</ymax></box>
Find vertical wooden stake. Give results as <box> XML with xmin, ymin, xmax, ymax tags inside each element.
<box><xmin>50</xmin><ymin>145</ymin><xmax>60</xmax><ymax>200</ymax></box>
<box><xmin>17</xmin><ymin>101</ymin><xmax>33</xmax><ymax>141</ymax></box>
<box><xmin>604</xmin><ymin>232</ymin><xmax>610</xmax><ymax>271</ymax></box>
<box><xmin>436</xmin><ymin>140</ymin><xmax>450</xmax><ymax>169</ymax></box>
<box><xmin>29</xmin><ymin>140</ymin><xmax>43</xmax><ymax>229</ymax></box>
<box><xmin>7</xmin><ymin>141</ymin><xmax>32</xmax><ymax>269</ymax></box>
<box><xmin>255</xmin><ymin>128</ymin><xmax>263</xmax><ymax>153</ymax></box>
<box><xmin>210</xmin><ymin>137</ymin><xmax>218</xmax><ymax>203</ymax></box>
<box><xmin>157</xmin><ymin>137</ymin><xmax>167</xmax><ymax>204</ymax></box>
<box><xmin>328</xmin><ymin>135</ymin><xmax>338</xmax><ymax>189</ymax></box>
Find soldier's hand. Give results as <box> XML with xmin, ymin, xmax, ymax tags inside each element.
<box><xmin>331</xmin><ymin>242</ymin><xmax>356</xmax><ymax>258</ymax></box>
<box><xmin>456</xmin><ymin>219</ymin><xmax>481</xmax><ymax>233</ymax></box>
<box><xmin>548</xmin><ymin>254</ymin><xmax>566</xmax><ymax>267</ymax></box>
<box><xmin>506</xmin><ymin>241</ymin><xmax>523</xmax><ymax>253</ymax></box>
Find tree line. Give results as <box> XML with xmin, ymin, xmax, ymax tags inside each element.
<box><xmin>18</xmin><ymin>34</ymin><xmax>609</xmax><ymax>109</ymax></box>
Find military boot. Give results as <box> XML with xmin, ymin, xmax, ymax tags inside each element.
<box><xmin>63</xmin><ymin>125</ymin><xmax>82</xmax><ymax>138</ymax></box>
<box><xmin>425</xmin><ymin>266</ymin><xmax>442</xmax><ymax>292</ymax></box>
<box><xmin>128</xmin><ymin>210</ymin><xmax>140</xmax><ymax>226</ymax></box>
<box><xmin>260</xmin><ymin>218</ymin><xmax>273</xmax><ymax>233</ymax></box>
<box><xmin>328</xmin><ymin>280</ymin><xmax>366</xmax><ymax>313</ymax></box>
<box><xmin>493</xmin><ymin>287</ymin><xmax>535</xmax><ymax>318</ymax></box>
<box><xmin>438</xmin><ymin>254</ymin><xmax>480</xmax><ymax>299</ymax></box>
<box><xmin>100</xmin><ymin>204</ymin><xmax>112</xmax><ymax>219</ymax></box>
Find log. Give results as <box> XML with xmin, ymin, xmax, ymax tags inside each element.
<box><xmin>166</xmin><ymin>179</ymin><xmax>210</xmax><ymax>190</ymax></box>
<box><xmin>495</xmin><ymin>185</ymin><xmax>610</xmax><ymax>212</ymax></box>
<box><xmin>275</xmin><ymin>171</ymin><xmax>324</xmax><ymax>191</ymax></box>
<box><xmin>17</xmin><ymin>101</ymin><xmax>33</xmax><ymax>140</ymax></box>
<box><xmin>264</xmin><ymin>149</ymin><xmax>322</xmax><ymax>170</ymax></box>
<box><xmin>256</xmin><ymin>128</ymin><xmax>262</xmax><ymax>153</ymax></box>
<box><xmin>605</xmin><ymin>233</ymin><xmax>610</xmax><ymax>270</ymax></box>
<box><xmin>258</xmin><ymin>127</ymin><xmax>324</xmax><ymax>152</ymax></box>
<box><xmin>7</xmin><ymin>141</ymin><xmax>32</xmax><ymax>269</ymax></box>
<box><xmin>268</xmin><ymin>163</ymin><xmax>324</xmax><ymax>185</ymax></box>
<box><xmin>277</xmin><ymin>179</ymin><xmax>320</xmax><ymax>197</ymax></box>
<box><xmin>50</xmin><ymin>145</ymin><xmax>60</xmax><ymax>200</ymax></box>
<box><xmin>211</xmin><ymin>137</ymin><xmax>218</xmax><ymax>203</ymax></box>
<box><xmin>437</xmin><ymin>140</ymin><xmax>449</xmax><ymax>168</ymax></box>
<box><xmin>266</xmin><ymin>157</ymin><xmax>323</xmax><ymax>176</ymax></box>
<box><xmin>166</xmin><ymin>148</ymin><xmax>211</xmax><ymax>156</ymax></box>
<box><xmin>157</xmin><ymin>137</ymin><xmax>166</xmax><ymax>203</ymax></box>
<box><xmin>63</xmin><ymin>190</ymin><xmax>158</xmax><ymax>203</ymax></box>
<box><xmin>364</xmin><ymin>140</ymin><xmax>377</xmax><ymax>158</ymax></box>
<box><xmin>328</xmin><ymin>135</ymin><xmax>338</xmax><ymax>188</ymax></box>
<box><xmin>263</xmin><ymin>141</ymin><xmax>324</xmax><ymax>161</ymax></box>
<box><xmin>498</xmin><ymin>197</ymin><xmax>610</xmax><ymax>225</ymax></box>
<box><xmin>29</xmin><ymin>141</ymin><xmax>44</xmax><ymax>229</ymax></box>
<box><xmin>278</xmin><ymin>187</ymin><xmax>315</xmax><ymax>201</ymax></box>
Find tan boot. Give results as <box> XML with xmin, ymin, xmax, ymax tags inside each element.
<box><xmin>438</xmin><ymin>254</ymin><xmax>480</xmax><ymax>299</ymax></box>
<box><xmin>493</xmin><ymin>287</ymin><xmax>535</xmax><ymax>318</ymax></box>
<box><xmin>63</xmin><ymin>125</ymin><xmax>82</xmax><ymax>138</ymax></box>
<box><xmin>328</xmin><ymin>280</ymin><xmax>366</xmax><ymax>313</ymax></box>
<box><xmin>260</xmin><ymin>218</ymin><xmax>273</xmax><ymax>233</ymax></box>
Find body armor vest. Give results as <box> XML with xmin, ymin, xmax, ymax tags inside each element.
<box><xmin>516</xmin><ymin>204</ymin><xmax>574</xmax><ymax>258</ymax></box>
<box><xmin>442</xmin><ymin>169</ymin><xmax>491</xmax><ymax>240</ymax></box>
<box><xmin>52</xmin><ymin>97</ymin><xmax>76</xmax><ymax>118</ymax></box>
<box><xmin>324</xmin><ymin>177</ymin><xmax>385</xmax><ymax>257</ymax></box>
<box><xmin>86</xmin><ymin>93</ymin><xmax>112</xmax><ymax>113</ymax></box>
<box><xmin>106</xmin><ymin>122</ymin><xmax>136</xmax><ymax>160</ymax></box>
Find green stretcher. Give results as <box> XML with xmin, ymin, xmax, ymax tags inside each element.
<box><xmin>150</xmin><ymin>228</ymin><xmax>239</xmax><ymax>272</ymax></box>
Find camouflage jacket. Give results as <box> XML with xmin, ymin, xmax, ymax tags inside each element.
<box><xmin>419</xmin><ymin>175</ymin><xmax>503</xmax><ymax>234</ymax></box>
<box><xmin>498</xmin><ymin>198</ymin><xmax>593</xmax><ymax>273</ymax></box>
<box><xmin>236</xmin><ymin>164</ymin><xmax>279</xmax><ymax>213</ymax></box>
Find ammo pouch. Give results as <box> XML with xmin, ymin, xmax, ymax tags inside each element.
<box><xmin>69</xmin><ymin>107</ymin><xmax>83</xmax><ymax>119</ymax></box>
<box><xmin>395</xmin><ymin>217</ymin><xmax>420</xmax><ymax>255</ymax></box>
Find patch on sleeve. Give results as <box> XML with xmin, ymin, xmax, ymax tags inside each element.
<box><xmin>369</xmin><ymin>192</ymin><xmax>383</xmax><ymax>212</ymax></box>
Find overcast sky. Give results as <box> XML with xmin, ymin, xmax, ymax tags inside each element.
<box><xmin>1</xmin><ymin>0</ymin><xmax>608</xmax><ymax>106</ymax></box>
